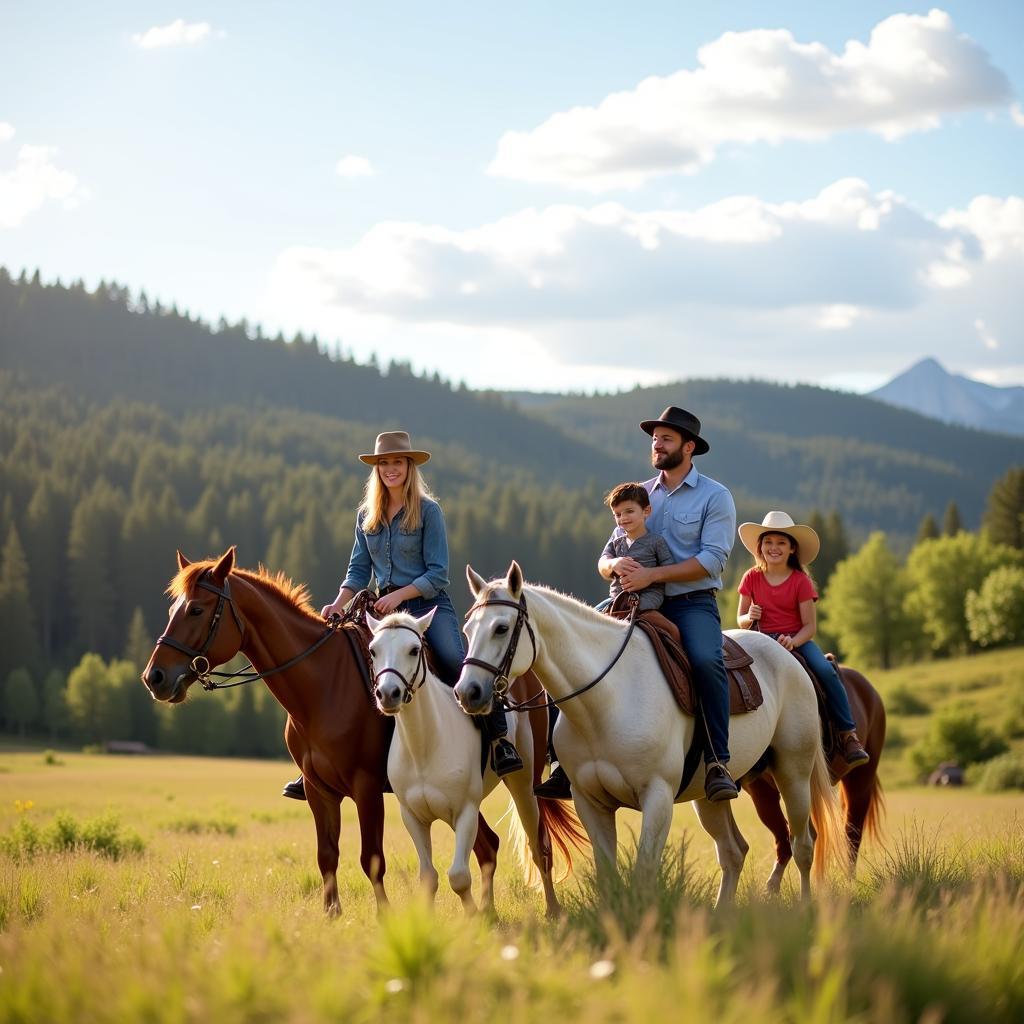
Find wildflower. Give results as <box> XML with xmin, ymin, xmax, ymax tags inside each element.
<box><xmin>500</xmin><ymin>945</ymin><xmax>519</xmax><ymax>961</ymax></box>
<box><xmin>384</xmin><ymin>978</ymin><xmax>405</xmax><ymax>994</ymax></box>
<box><xmin>589</xmin><ymin>959</ymin><xmax>615</xmax><ymax>980</ymax></box>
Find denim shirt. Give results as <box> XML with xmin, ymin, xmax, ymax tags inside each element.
<box><xmin>606</xmin><ymin>465</ymin><xmax>735</xmax><ymax>597</ymax></box>
<box><xmin>341</xmin><ymin>497</ymin><xmax>451</xmax><ymax>599</ymax></box>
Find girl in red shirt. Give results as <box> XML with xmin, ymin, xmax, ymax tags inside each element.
<box><xmin>736</xmin><ymin>511</ymin><xmax>869</xmax><ymax>769</ymax></box>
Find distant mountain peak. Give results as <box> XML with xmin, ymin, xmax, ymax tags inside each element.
<box><xmin>870</xmin><ymin>358</ymin><xmax>1024</xmax><ymax>437</ymax></box>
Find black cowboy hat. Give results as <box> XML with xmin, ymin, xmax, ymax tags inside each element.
<box><xmin>639</xmin><ymin>406</ymin><xmax>710</xmax><ymax>455</ymax></box>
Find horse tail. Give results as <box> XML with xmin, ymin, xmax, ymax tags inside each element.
<box><xmin>505</xmin><ymin>795</ymin><xmax>591</xmax><ymax>888</ymax></box>
<box><xmin>809</xmin><ymin>743</ymin><xmax>845</xmax><ymax>883</ymax></box>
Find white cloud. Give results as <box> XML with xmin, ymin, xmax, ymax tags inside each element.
<box><xmin>0</xmin><ymin>123</ymin><xmax>13</xmax><ymax>144</ymax></box>
<box><xmin>490</xmin><ymin>10</ymin><xmax>1011</xmax><ymax>191</ymax></box>
<box><xmin>0</xmin><ymin>144</ymin><xmax>88</xmax><ymax>229</ymax></box>
<box><xmin>335</xmin><ymin>155</ymin><xmax>374</xmax><ymax>179</ymax></box>
<box><xmin>1012</xmin><ymin>104</ymin><xmax>1024</xmax><ymax>127</ymax></box>
<box><xmin>132</xmin><ymin>20</ymin><xmax>213</xmax><ymax>50</ymax></box>
<box><xmin>974</xmin><ymin>318</ymin><xmax>1000</xmax><ymax>351</ymax></box>
<box><xmin>265</xmin><ymin>179</ymin><xmax>1024</xmax><ymax>391</ymax></box>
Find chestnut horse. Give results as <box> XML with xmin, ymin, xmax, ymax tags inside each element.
<box><xmin>744</xmin><ymin>665</ymin><xmax>886</xmax><ymax>891</ymax></box>
<box><xmin>141</xmin><ymin>547</ymin><xmax>502</xmax><ymax>916</ymax></box>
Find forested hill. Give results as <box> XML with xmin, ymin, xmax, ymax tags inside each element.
<box><xmin>0</xmin><ymin>271</ymin><xmax>631</xmax><ymax>489</ymax></box>
<box><xmin>3</xmin><ymin>269</ymin><xmax>1022</xmax><ymax>542</ymax></box>
<box><xmin>503</xmin><ymin>379</ymin><xmax>1024</xmax><ymax>534</ymax></box>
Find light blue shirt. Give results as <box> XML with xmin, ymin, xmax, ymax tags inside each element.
<box><xmin>341</xmin><ymin>496</ymin><xmax>451</xmax><ymax>599</ymax></box>
<box><xmin>608</xmin><ymin>465</ymin><xmax>736</xmax><ymax>596</ymax></box>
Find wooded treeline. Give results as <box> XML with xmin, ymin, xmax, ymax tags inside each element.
<box><xmin>2</xmin><ymin>271</ymin><xmax>1023</xmax><ymax>757</ymax></box>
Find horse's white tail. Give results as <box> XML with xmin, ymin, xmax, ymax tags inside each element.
<box><xmin>505</xmin><ymin>796</ymin><xmax>591</xmax><ymax>889</ymax></box>
<box><xmin>810</xmin><ymin>743</ymin><xmax>845</xmax><ymax>882</ymax></box>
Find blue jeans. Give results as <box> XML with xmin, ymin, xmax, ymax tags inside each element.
<box><xmin>660</xmin><ymin>591</ymin><xmax>730</xmax><ymax>764</ymax></box>
<box><xmin>402</xmin><ymin>592</ymin><xmax>465</xmax><ymax>685</ymax></box>
<box><xmin>403</xmin><ymin>592</ymin><xmax>509</xmax><ymax>741</ymax></box>
<box><xmin>793</xmin><ymin>640</ymin><xmax>857</xmax><ymax>733</ymax></box>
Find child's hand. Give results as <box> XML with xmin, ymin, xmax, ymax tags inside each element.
<box><xmin>776</xmin><ymin>634</ymin><xmax>795</xmax><ymax>651</ymax></box>
<box><xmin>748</xmin><ymin>603</ymin><xmax>762</xmax><ymax>622</ymax></box>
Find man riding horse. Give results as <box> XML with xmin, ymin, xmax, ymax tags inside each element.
<box><xmin>538</xmin><ymin>406</ymin><xmax>740</xmax><ymax>804</ymax></box>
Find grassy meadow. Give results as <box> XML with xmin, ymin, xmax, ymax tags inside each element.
<box><xmin>1</xmin><ymin>645</ymin><xmax>1023</xmax><ymax>1023</ymax></box>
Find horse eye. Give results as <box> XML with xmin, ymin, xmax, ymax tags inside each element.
<box><xmin>495</xmin><ymin>623</ymin><xmax>509</xmax><ymax>635</ymax></box>
<box><xmin>409</xmin><ymin>646</ymin><xmax>419</xmax><ymax>657</ymax></box>
<box><xmin>188</xmin><ymin>604</ymin><xmax>204</xmax><ymax>616</ymax></box>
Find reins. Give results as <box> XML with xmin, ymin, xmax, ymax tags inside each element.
<box><xmin>155</xmin><ymin>572</ymin><xmax>354</xmax><ymax>690</ymax></box>
<box><xmin>464</xmin><ymin>591</ymin><xmax>641</xmax><ymax>713</ymax></box>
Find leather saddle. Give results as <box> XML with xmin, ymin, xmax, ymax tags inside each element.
<box><xmin>607</xmin><ymin>595</ymin><xmax>763</xmax><ymax>716</ymax></box>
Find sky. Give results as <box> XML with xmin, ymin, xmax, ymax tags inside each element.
<box><xmin>1</xmin><ymin>2</ymin><xmax>1022</xmax><ymax>393</ymax></box>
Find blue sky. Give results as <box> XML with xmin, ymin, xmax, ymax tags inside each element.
<box><xmin>2</xmin><ymin>2</ymin><xmax>1022</xmax><ymax>392</ymax></box>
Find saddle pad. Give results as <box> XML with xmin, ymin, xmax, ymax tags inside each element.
<box><xmin>631</xmin><ymin>612</ymin><xmax>764</xmax><ymax>716</ymax></box>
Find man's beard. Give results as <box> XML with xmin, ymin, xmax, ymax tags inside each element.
<box><xmin>653</xmin><ymin>449</ymin><xmax>684</xmax><ymax>471</ymax></box>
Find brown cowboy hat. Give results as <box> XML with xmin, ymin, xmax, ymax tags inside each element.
<box><xmin>359</xmin><ymin>430</ymin><xmax>431</xmax><ymax>465</ymax></box>
<box><xmin>738</xmin><ymin>511</ymin><xmax>820</xmax><ymax>564</ymax></box>
<box><xmin>639</xmin><ymin>406</ymin><xmax>710</xmax><ymax>455</ymax></box>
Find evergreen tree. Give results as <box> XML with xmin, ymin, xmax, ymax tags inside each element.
<box><xmin>982</xmin><ymin>466</ymin><xmax>1024</xmax><ymax>549</ymax></box>
<box><xmin>4</xmin><ymin>668</ymin><xmax>37</xmax><ymax>736</ymax></box>
<box><xmin>23</xmin><ymin>475</ymin><xmax>70</xmax><ymax>657</ymax></box>
<box><xmin>41</xmin><ymin>668</ymin><xmax>70</xmax><ymax>740</ymax></box>
<box><xmin>943</xmin><ymin>501</ymin><xmax>964</xmax><ymax>536</ymax></box>
<box><xmin>916</xmin><ymin>512</ymin><xmax>940</xmax><ymax>544</ymax></box>
<box><xmin>0</xmin><ymin>525</ymin><xmax>38</xmax><ymax>684</ymax></box>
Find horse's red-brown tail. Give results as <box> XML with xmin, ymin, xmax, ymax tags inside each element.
<box><xmin>810</xmin><ymin>744</ymin><xmax>845</xmax><ymax>883</ymax></box>
<box><xmin>507</xmin><ymin>796</ymin><xmax>591</xmax><ymax>888</ymax></box>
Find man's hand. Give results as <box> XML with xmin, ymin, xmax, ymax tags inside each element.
<box><xmin>321</xmin><ymin>599</ymin><xmax>345</xmax><ymax>619</ymax></box>
<box><xmin>619</xmin><ymin>564</ymin><xmax>656</xmax><ymax>592</ymax></box>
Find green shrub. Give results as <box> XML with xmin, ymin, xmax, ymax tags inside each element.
<box><xmin>971</xmin><ymin>752</ymin><xmax>1024</xmax><ymax>792</ymax></box>
<box><xmin>0</xmin><ymin>812</ymin><xmax>143</xmax><ymax>860</ymax></box>
<box><xmin>967</xmin><ymin>565</ymin><xmax>1024</xmax><ymax>648</ymax></box>
<box><xmin>909</xmin><ymin>706</ymin><xmax>1008</xmax><ymax>780</ymax></box>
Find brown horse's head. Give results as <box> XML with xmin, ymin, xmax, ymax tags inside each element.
<box><xmin>142</xmin><ymin>547</ymin><xmax>242</xmax><ymax>703</ymax></box>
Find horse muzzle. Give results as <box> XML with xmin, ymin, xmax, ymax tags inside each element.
<box><xmin>143</xmin><ymin>665</ymin><xmax>191</xmax><ymax>703</ymax></box>
<box><xmin>453</xmin><ymin>676</ymin><xmax>492</xmax><ymax>716</ymax></box>
<box><xmin>373</xmin><ymin>684</ymin><xmax>403</xmax><ymax>715</ymax></box>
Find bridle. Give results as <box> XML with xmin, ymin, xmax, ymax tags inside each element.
<box><xmin>461</xmin><ymin>594</ymin><xmax>537</xmax><ymax>701</ymax></box>
<box><xmin>155</xmin><ymin>572</ymin><xmax>344</xmax><ymax>690</ymax></box>
<box><xmin>370</xmin><ymin>623</ymin><xmax>428</xmax><ymax>705</ymax></box>
<box><xmin>463</xmin><ymin>590</ymin><xmax>641</xmax><ymax>712</ymax></box>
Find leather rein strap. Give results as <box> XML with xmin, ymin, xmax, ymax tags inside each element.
<box><xmin>155</xmin><ymin>572</ymin><xmax>345</xmax><ymax>690</ymax></box>
<box><xmin>463</xmin><ymin>593</ymin><xmax>640</xmax><ymax>713</ymax></box>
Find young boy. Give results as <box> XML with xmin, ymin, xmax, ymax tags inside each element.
<box><xmin>600</xmin><ymin>482</ymin><xmax>674</xmax><ymax>613</ymax></box>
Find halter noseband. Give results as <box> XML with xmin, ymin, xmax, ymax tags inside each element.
<box><xmin>155</xmin><ymin>574</ymin><xmax>246</xmax><ymax>686</ymax></box>
<box><xmin>371</xmin><ymin>623</ymin><xmax>428</xmax><ymax>705</ymax></box>
<box><xmin>462</xmin><ymin>593</ymin><xmax>536</xmax><ymax>698</ymax></box>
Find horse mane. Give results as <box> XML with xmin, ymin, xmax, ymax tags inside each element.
<box><xmin>168</xmin><ymin>560</ymin><xmax>321</xmax><ymax>622</ymax></box>
<box><xmin>480</xmin><ymin>578</ymin><xmax>625</xmax><ymax>630</ymax></box>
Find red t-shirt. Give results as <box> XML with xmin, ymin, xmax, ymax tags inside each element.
<box><xmin>737</xmin><ymin>568</ymin><xmax>817</xmax><ymax>636</ymax></box>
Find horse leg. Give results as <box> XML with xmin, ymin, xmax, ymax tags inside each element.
<box><xmin>449</xmin><ymin>804</ymin><xmax>479</xmax><ymax>914</ymax></box>
<box><xmin>841</xmin><ymin>774</ymin><xmax>874</xmax><ymax>876</ymax></box>
<box><xmin>573</xmin><ymin>792</ymin><xmax>618</xmax><ymax>887</ymax></box>
<box><xmin>691</xmin><ymin>798</ymin><xmax>748</xmax><ymax>908</ymax></box>
<box><xmin>504</xmin><ymin>767</ymin><xmax>561</xmax><ymax>919</ymax></box>
<box><xmin>473</xmin><ymin>813</ymin><xmax>499</xmax><ymax>914</ymax></box>
<box><xmin>770</xmin><ymin>761</ymin><xmax>815</xmax><ymax>901</ymax></box>
<box><xmin>400</xmin><ymin>804</ymin><xmax>439</xmax><ymax>904</ymax></box>
<box><xmin>744</xmin><ymin>775</ymin><xmax>792</xmax><ymax>894</ymax></box>
<box><xmin>636</xmin><ymin>779</ymin><xmax>674</xmax><ymax>884</ymax></box>
<box><xmin>306</xmin><ymin>785</ymin><xmax>343</xmax><ymax>917</ymax></box>
<box><xmin>352</xmin><ymin>787</ymin><xmax>389</xmax><ymax>912</ymax></box>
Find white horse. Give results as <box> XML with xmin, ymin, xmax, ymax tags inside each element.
<box><xmin>367</xmin><ymin>608</ymin><xmax>587</xmax><ymax>917</ymax></box>
<box><xmin>454</xmin><ymin>563</ymin><xmax>843</xmax><ymax>906</ymax></box>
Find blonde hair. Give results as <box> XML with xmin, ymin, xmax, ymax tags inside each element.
<box><xmin>753</xmin><ymin>532</ymin><xmax>815</xmax><ymax>583</ymax></box>
<box><xmin>359</xmin><ymin>458</ymin><xmax>434</xmax><ymax>534</ymax></box>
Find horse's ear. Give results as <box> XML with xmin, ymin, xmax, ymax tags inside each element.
<box><xmin>177</xmin><ymin>550</ymin><xmax>191</xmax><ymax>570</ymax></box>
<box><xmin>415</xmin><ymin>607</ymin><xmax>437</xmax><ymax>635</ymax></box>
<box><xmin>506</xmin><ymin>561</ymin><xmax>524</xmax><ymax>599</ymax></box>
<box><xmin>211</xmin><ymin>546</ymin><xmax>236</xmax><ymax>583</ymax></box>
<box><xmin>366</xmin><ymin>611</ymin><xmax>382</xmax><ymax>634</ymax></box>
<box><xmin>466</xmin><ymin>565</ymin><xmax>487</xmax><ymax>597</ymax></box>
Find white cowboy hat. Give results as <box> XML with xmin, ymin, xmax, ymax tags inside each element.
<box><xmin>738</xmin><ymin>511</ymin><xmax>820</xmax><ymax>564</ymax></box>
<box><xmin>359</xmin><ymin>430</ymin><xmax>431</xmax><ymax>465</ymax></box>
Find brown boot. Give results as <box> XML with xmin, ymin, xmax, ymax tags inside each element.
<box><xmin>839</xmin><ymin>731</ymin><xmax>870</xmax><ymax>768</ymax></box>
